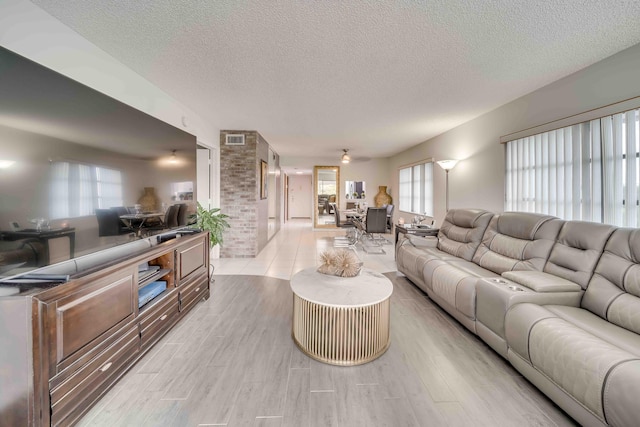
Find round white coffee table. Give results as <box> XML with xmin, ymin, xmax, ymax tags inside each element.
<box><xmin>290</xmin><ymin>267</ymin><xmax>393</xmax><ymax>366</ymax></box>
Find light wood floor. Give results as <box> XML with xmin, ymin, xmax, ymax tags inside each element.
<box><xmin>78</xmin><ymin>273</ymin><xmax>576</xmax><ymax>426</ymax></box>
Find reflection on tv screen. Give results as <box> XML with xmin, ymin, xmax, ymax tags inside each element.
<box><xmin>0</xmin><ymin>46</ymin><xmax>197</xmax><ymax>279</ymax></box>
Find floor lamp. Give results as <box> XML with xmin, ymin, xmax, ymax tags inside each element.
<box><xmin>436</xmin><ymin>160</ymin><xmax>458</xmax><ymax>212</ymax></box>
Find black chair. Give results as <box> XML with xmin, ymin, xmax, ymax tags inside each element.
<box><xmin>361</xmin><ymin>207</ymin><xmax>388</xmax><ymax>253</ymax></box>
<box><xmin>96</xmin><ymin>209</ymin><xmax>131</xmax><ymax>237</ymax></box>
<box><xmin>365</xmin><ymin>207</ymin><xmax>388</xmax><ymax>233</ymax></box>
<box><xmin>177</xmin><ymin>203</ymin><xmax>189</xmax><ymax>226</ymax></box>
<box><xmin>331</xmin><ymin>203</ymin><xmax>355</xmax><ymax>228</ymax></box>
<box><xmin>164</xmin><ymin>204</ymin><xmax>180</xmax><ymax>229</ymax></box>
<box><xmin>331</xmin><ymin>203</ymin><xmax>359</xmax><ymax>248</ymax></box>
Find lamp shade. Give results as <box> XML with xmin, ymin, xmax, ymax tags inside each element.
<box><xmin>341</xmin><ymin>149</ymin><xmax>350</xmax><ymax>164</ymax></box>
<box><xmin>436</xmin><ymin>159</ymin><xmax>458</xmax><ymax>171</ymax></box>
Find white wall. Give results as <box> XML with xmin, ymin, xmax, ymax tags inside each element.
<box><xmin>282</xmin><ymin>156</ymin><xmax>392</xmax><ymax>211</ymax></box>
<box><xmin>390</xmin><ymin>42</ymin><xmax>640</xmax><ymax>226</ymax></box>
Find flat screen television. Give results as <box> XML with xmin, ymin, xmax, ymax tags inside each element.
<box><xmin>0</xmin><ymin>46</ymin><xmax>197</xmax><ymax>280</ymax></box>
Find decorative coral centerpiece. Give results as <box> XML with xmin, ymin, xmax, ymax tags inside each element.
<box><xmin>317</xmin><ymin>248</ymin><xmax>363</xmax><ymax>277</ymax></box>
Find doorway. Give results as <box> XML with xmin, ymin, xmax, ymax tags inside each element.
<box><xmin>288</xmin><ymin>174</ymin><xmax>312</xmax><ymax>219</ymax></box>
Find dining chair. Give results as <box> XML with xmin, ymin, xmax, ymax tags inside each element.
<box><xmin>177</xmin><ymin>203</ymin><xmax>189</xmax><ymax>226</ymax></box>
<box><xmin>331</xmin><ymin>203</ymin><xmax>359</xmax><ymax>248</ymax></box>
<box><xmin>164</xmin><ymin>204</ymin><xmax>180</xmax><ymax>228</ymax></box>
<box><xmin>96</xmin><ymin>209</ymin><xmax>131</xmax><ymax>237</ymax></box>
<box><xmin>361</xmin><ymin>207</ymin><xmax>388</xmax><ymax>253</ymax></box>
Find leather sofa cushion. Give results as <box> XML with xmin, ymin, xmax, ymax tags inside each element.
<box><xmin>506</xmin><ymin>303</ymin><xmax>640</xmax><ymax>422</ymax></box>
<box><xmin>495</xmin><ymin>211</ymin><xmax>559</xmax><ymax>240</ymax></box>
<box><xmin>473</xmin><ymin>212</ymin><xmax>563</xmax><ymax>274</ymax></box>
<box><xmin>437</xmin><ymin>209</ymin><xmax>493</xmax><ymax>261</ymax></box>
<box><xmin>427</xmin><ymin>259</ymin><xmax>496</xmax><ymax>319</ymax></box>
<box><xmin>603</xmin><ymin>360</ymin><xmax>640</xmax><ymax>427</ymax></box>
<box><xmin>582</xmin><ymin>228</ymin><xmax>640</xmax><ymax>335</ymax></box>
<box><xmin>543</xmin><ymin>221</ymin><xmax>616</xmax><ymax>289</ymax></box>
<box><xmin>406</xmin><ymin>234</ymin><xmax>438</xmax><ymax>248</ymax></box>
<box><xmin>396</xmin><ymin>243</ymin><xmax>435</xmax><ymax>287</ymax></box>
<box><xmin>544</xmin><ymin>306</ymin><xmax>640</xmax><ymax>357</ymax></box>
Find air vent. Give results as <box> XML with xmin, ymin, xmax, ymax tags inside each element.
<box><xmin>225</xmin><ymin>134</ymin><xmax>245</xmax><ymax>145</ymax></box>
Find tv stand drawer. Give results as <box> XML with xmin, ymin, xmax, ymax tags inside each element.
<box><xmin>179</xmin><ymin>272</ymin><xmax>209</xmax><ymax>313</ymax></box>
<box><xmin>49</xmin><ymin>271</ymin><xmax>136</xmax><ymax>372</ymax></box>
<box><xmin>139</xmin><ymin>288</ymin><xmax>180</xmax><ymax>349</ymax></box>
<box><xmin>50</xmin><ymin>325</ymin><xmax>140</xmax><ymax>426</ymax></box>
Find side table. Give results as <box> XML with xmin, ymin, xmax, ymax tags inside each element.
<box><xmin>0</xmin><ymin>228</ymin><xmax>76</xmax><ymax>265</ymax></box>
<box><xmin>394</xmin><ymin>223</ymin><xmax>439</xmax><ymax>245</ymax></box>
<box><xmin>290</xmin><ymin>267</ymin><xmax>393</xmax><ymax>366</ymax></box>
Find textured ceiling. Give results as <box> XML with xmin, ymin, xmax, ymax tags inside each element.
<box><xmin>29</xmin><ymin>0</ymin><xmax>640</xmax><ymax>160</ymax></box>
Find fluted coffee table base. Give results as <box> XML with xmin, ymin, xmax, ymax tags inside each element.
<box><xmin>290</xmin><ymin>268</ymin><xmax>392</xmax><ymax>366</ymax></box>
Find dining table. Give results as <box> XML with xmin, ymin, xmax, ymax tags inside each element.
<box><xmin>119</xmin><ymin>212</ymin><xmax>164</xmax><ymax>234</ymax></box>
<box><xmin>343</xmin><ymin>209</ymin><xmax>365</xmax><ymax>220</ymax></box>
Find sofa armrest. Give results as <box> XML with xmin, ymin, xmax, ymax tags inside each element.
<box><xmin>476</xmin><ymin>276</ymin><xmax>583</xmax><ymax>345</ymax></box>
<box><xmin>406</xmin><ymin>235</ymin><xmax>438</xmax><ymax>248</ymax></box>
<box><xmin>502</xmin><ymin>270</ymin><xmax>582</xmax><ymax>292</ymax></box>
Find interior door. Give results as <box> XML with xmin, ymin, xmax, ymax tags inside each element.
<box><xmin>288</xmin><ymin>174</ymin><xmax>312</xmax><ymax>219</ymax></box>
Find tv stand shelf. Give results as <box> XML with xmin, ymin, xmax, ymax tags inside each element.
<box><xmin>138</xmin><ymin>268</ymin><xmax>171</xmax><ymax>289</ymax></box>
<box><xmin>0</xmin><ymin>232</ymin><xmax>210</xmax><ymax>427</ymax></box>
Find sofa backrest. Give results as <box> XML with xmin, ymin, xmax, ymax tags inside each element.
<box><xmin>437</xmin><ymin>208</ymin><xmax>494</xmax><ymax>261</ymax></box>
<box><xmin>582</xmin><ymin>228</ymin><xmax>640</xmax><ymax>334</ymax></box>
<box><xmin>472</xmin><ymin>212</ymin><xmax>564</xmax><ymax>274</ymax></box>
<box><xmin>543</xmin><ymin>221</ymin><xmax>616</xmax><ymax>289</ymax></box>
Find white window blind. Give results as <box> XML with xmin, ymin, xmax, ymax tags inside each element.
<box><xmin>424</xmin><ymin>162</ymin><xmax>434</xmax><ymax>215</ymax></box>
<box><xmin>96</xmin><ymin>167</ymin><xmax>123</xmax><ymax>209</ymax></box>
<box><xmin>398</xmin><ymin>161</ymin><xmax>433</xmax><ymax>215</ymax></box>
<box><xmin>505</xmin><ymin>108</ymin><xmax>640</xmax><ymax>226</ymax></box>
<box><xmin>50</xmin><ymin>162</ymin><xmax>123</xmax><ymax>219</ymax></box>
<box><xmin>399</xmin><ymin>167</ymin><xmax>412</xmax><ymax>212</ymax></box>
<box><xmin>412</xmin><ymin>164</ymin><xmax>421</xmax><ymax>213</ymax></box>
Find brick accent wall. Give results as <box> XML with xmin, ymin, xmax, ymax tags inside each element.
<box><xmin>219</xmin><ymin>130</ymin><xmax>279</xmax><ymax>257</ymax></box>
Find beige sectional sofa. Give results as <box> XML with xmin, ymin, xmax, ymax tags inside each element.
<box><xmin>396</xmin><ymin>208</ymin><xmax>640</xmax><ymax>427</ymax></box>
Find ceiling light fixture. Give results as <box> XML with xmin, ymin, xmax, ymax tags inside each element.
<box><xmin>341</xmin><ymin>149</ymin><xmax>351</xmax><ymax>164</ymax></box>
<box><xmin>0</xmin><ymin>160</ymin><xmax>15</xmax><ymax>169</ymax></box>
<box><xmin>169</xmin><ymin>150</ymin><xmax>178</xmax><ymax>164</ymax></box>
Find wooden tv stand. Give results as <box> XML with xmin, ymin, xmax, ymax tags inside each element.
<box><xmin>0</xmin><ymin>232</ymin><xmax>210</xmax><ymax>426</ymax></box>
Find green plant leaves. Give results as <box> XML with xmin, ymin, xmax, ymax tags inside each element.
<box><xmin>195</xmin><ymin>202</ymin><xmax>230</xmax><ymax>248</ymax></box>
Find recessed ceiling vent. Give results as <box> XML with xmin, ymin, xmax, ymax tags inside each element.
<box><xmin>225</xmin><ymin>134</ymin><xmax>245</xmax><ymax>145</ymax></box>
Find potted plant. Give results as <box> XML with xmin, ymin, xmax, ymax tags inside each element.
<box><xmin>193</xmin><ymin>202</ymin><xmax>230</xmax><ymax>249</ymax></box>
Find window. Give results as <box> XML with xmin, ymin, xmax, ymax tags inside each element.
<box><xmin>398</xmin><ymin>161</ymin><xmax>433</xmax><ymax>215</ymax></box>
<box><xmin>50</xmin><ymin>161</ymin><xmax>123</xmax><ymax>219</ymax></box>
<box><xmin>505</xmin><ymin>107</ymin><xmax>640</xmax><ymax>227</ymax></box>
